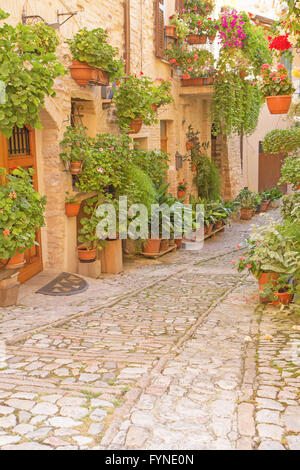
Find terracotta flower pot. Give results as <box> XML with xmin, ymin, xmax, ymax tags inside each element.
<box><xmin>208</xmin><ymin>35</ymin><xmax>216</xmax><ymax>42</ymax></box>
<box><xmin>175</xmin><ymin>239</ymin><xmax>182</xmax><ymax>249</ymax></box>
<box><xmin>152</xmin><ymin>104</ymin><xmax>158</xmax><ymax>111</ymax></box>
<box><xmin>272</xmin><ymin>292</ymin><xmax>293</xmax><ymax>306</ymax></box>
<box><xmin>239</xmin><ymin>69</ymin><xmax>247</xmax><ymax>78</ymax></box>
<box><xmin>65</xmin><ymin>202</ymin><xmax>81</xmax><ymax>217</ymax></box>
<box><xmin>165</xmin><ymin>25</ymin><xmax>177</xmax><ymax>38</ymax></box>
<box><xmin>204</xmin><ymin>223</ymin><xmax>213</xmax><ymax>236</ymax></box>
<box><xmin>142</xmin><ymin>239</ymin><xmax>161</xmax><ymax>254</ymax></box>
<box><xmin>177</xmin><ymin>190</ymin><xmax>186</xmax><ymax>199</ymax></box>
<box><xmin>128</xmin><ymin>118</ymin><xmax>143</xmax><ymax>134</ymax></box>
<box><xmin>69</xmin><ymin>60</ymin><xmax>109</xmax><ymax>87</ymax></box>
<box><xmin>240</xmin><ymin>208</ymin><xmax>253</xmax><ymax>220</ymax></box>
<box><xmin>77</xmin><ymin>247</ymin><xmax>97</xmax><ymax>262</ymax></box>
<box><xmin>205</xmin><ymin>77</ymin><xmax>215</xmax><ymax>85</ymax></box>
<box><xmin>261</xmin><ymin>200</ymin><xmax>270</xmax><ymax>212</ymax></box>
<box><xmin>70</xmin><ymin>161</ymin><xmax>83</xmax><ymax>175</ymax></box>
<box><xmin>215</xmin><ymin>220</ymin><xmax>223</xmax><ymax>229</ymax></box>
<box><xmin>297</xmin><ymin>185</ymin><xmax>300</xmax><ymax>190</ymax></box>
<box><xmin>0</xmin><ymin>251</ymin><xmax>25</xmax><ymax>269</ymax></box>
<box><xmin>188</xmin><ymin>34</ymin><xmax>207</xmax><ymax>44</ymax></box>
<box><xmin>266</xmin><ymin>95</ymin><xmax>292</xmax><ymax>115</ymax></box>
<box><xmin>160</xmin><ymin>239</ymin><xmax>169</xmax><ymax>252</ymax></box>
<box><xmin>181</xmin><ymin>77</ymin><xmax>204</xmax><ymax>87</ymax></box>
<box><xmin>258</xmin><ymin>272</ymin><xmax>279</xmax><ymax>303</ymax></box>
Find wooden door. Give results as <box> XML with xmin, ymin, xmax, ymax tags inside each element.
<box><xmin>258</xmin><ymin>146</ymin><xmax>287</xmax><ymax>193</ymax></box>
<box><xmin>0</xmin><ymin>126</ymin><xmax>43</xmax><ymax>282</ymax></box>
<box><xmin>160</xmin><ymin>120</ymin><xmax>168</xmax><ymax>152</ymax></box>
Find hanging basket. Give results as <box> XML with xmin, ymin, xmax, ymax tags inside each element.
<box><xmin>65</xmin><ymin>202</ymin><xmax>81</xmax><ymax>217</ymax></box>
<box><xmin>187</xmin><ymin>34</ymin><xmax>207</xmax><ymax>44</ymax></box>
<box><xmin>69</xmin><ymin>60</ymin><xmax>109</xmax><ymax>87</ymax></box>
<box><xmin>70</xmin><ymin>161</ymin><xmax>83</xmax><ymax>175</ymax></box>
<box><xmin>165</xmin><ymin>25</ymin><xmax>177</xmax><ymax>38</ymax></box>
<box><xmin>266</xmin><ymin>95</ymin><xmax>292</xmax><ymax>115</ymax></box>
<box><xmin>181</xmin><ymin>77</ymin><xmax>204</xmax><ymax>87</ymax></box>
<box><xmin>127</xmin><ymin>118</ymin><xmax>143</xmax><ymax>134</ymax></box>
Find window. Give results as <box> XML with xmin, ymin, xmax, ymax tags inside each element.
<box><xmin>8</xmin><ymin>126</ymin><xmax>30</xmax><ymax>157</ymax></box>
<box><xmin>155</xmin><ymin>0</ymin><xmax>165</xmax><ymax>58</ymax></box>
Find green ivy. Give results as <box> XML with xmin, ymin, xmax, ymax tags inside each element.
<box><xmin>0</xmin><ymin>13</ymin><xmax>66</xmax><ymax>137</ymax></box>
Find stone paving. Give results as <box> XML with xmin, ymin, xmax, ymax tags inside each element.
<box><xmin>0</xmin><ymin>210</ymin><xmax>299</xmax><ymax>450</ymax></box>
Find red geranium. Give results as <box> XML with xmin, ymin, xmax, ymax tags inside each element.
<box><xmin>268</xmin><ymin>34</ymin><xmax>292</xmax><ymax>51</ymax></box>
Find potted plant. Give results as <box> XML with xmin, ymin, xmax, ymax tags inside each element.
<box><xmin>0</xmin><ymin>167</ymin><xmax>46</xmax><ymax>272</ymax></box>
<box><xmin>260</xmin><ymin>190</ymin><xmax>271</xmax><ymax>212</ymax></box>
<box><xmin>60</xmin><ymin>125</ymin><xmax>92</xmax><ymax>174</ymax></box>
<box><xmin>235</xmin><ymin>189</ymin><xmax>256</xmax><ymax>219</ymax></box>
<box><xmin>113</xmin><ymin>74</ymin><xmax>160</xmax><ymax>133</ymax></box>
<box><xmin>65</xmin><ymin>192</ymin><xmax>81</xmax><ymax>217</ymax></box>
<box><xmin>177</xmin><ymin>181</ymin><xmax>187</xmax><ymax>199</ymax></box>
<box><xmin>77</xmin><ymin>197</ymin><xmax>105</xmax><ymax>262</ymax></box>
<box><xmin>67</xmin><ymin>27</ymin><xmax>124</xmax><ymax>86</ymax></box>
<box><xmin>181</xmin><ymin>11</ymin><xmax>208</xmax><ymax>44</ymax></box>
<box><xmin>267</xmin><ymin>187</ymin><xmax>283</xmax><ymax>209</ymax></box>
<box><xmin>259</xmin><ymin>63</ymin><xmax>295</xmax><ymax>114</ymax></box>
<box><xmin>169</xmin><ymin>12</ymin><xmax>189</xmax><ymax>40</ymax></box>
<box><xmin>0</xmin><ymin>13</ymin><xmax>66</xmax><ymax>137</ymax></box>
<box><xmin>262</xmin><ymin>128</ymin><xmax>300</xmax><ymax>155</ymax></box>
<box><xmin>279</xmin><ymin>154</ymin><xmax>300</xmax><ymax>190</ymax></box>
<box><xmin>181</xmin><ymin>50</ymin><xmax>215</xmax><ymax>86</ymax></box>
<box><xmin>204</xmin><ymin>17</ymin><xmax>219</xmax><ymax>41</ymax></box>
<box><xmin>261</xmin><ymin>275</ymin><xmax>294</xmax><ymax>307</ymax></box>
<box><xmin>151</xmin><ymin>79</ymin><xmax>174</xmax><ymax>111</ymax></box>
<box><xmin>184</xmin><ymin>0</ymin><xmax>215</xmax><ymax>16</ymax></box>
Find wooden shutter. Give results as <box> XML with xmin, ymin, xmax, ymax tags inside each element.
<box><xmin>124</xmin><ymin>0</ymin><xmax>130</xmax><ymax>74</ymax></box>
<box><xmin>155</xmin><ymin>0</ymin><xmax>165</xmax><ymax>58</ymax></box>
<box><xmin>175</xmin><ymin>0</ymin><xmax>184</xmax><ymax>11</ymax></box>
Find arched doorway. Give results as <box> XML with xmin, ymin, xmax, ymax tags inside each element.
<box><xmin>0</xmin><ymin>125</ymin><xmax>43</xmax><ymax>282</ymax></box>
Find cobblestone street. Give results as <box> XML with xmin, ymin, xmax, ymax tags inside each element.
<box><xmin>0</xmin><ymin>213</ymin><xmax>299</xmax><ymax>450</ymax></box>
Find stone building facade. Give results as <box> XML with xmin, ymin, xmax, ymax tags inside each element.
<box><xmin>0</xmin><ymin>0</ymin><xmax>244</xmax><ymax>280</ymax></box>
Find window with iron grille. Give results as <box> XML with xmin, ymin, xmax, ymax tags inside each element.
<box><xmin>8</xmin><ymin>126</ymin><xmax>30</xmax><ymax>157</ymax></box>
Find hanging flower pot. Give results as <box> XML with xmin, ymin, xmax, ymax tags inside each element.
<box><xmin>177</xmin><ymin>190</ymin><xmax>186</xmax><ymax>199</ymax></box>
<box><xmin>165</xmin><ymin>25</ymin><xmax>177</xmax><ymax>38</ymax></box>
<box><xmin>0</xmin><ymin>250</ymin><xmax>25</xmax><ymax>269</ymax></box>
<box><xmin>272</xmin><ymin>292</ymin><xmax>293</xmax><ymax>306</ymax></box>
<box><xmin>65</xmin><ymin>202</ymin><xmax>81</xmax><ymax>217</ymax></box>
<box><xmin>240</xmin><ymin>208</ymin><xmax>253</xmax><ymax>220</ymax></box>
<box><xmin>142</xmin><ymin>239</ymin><xmax>161</xmax><ymax>255</ymax></box>
<box><xmin>266</xmin><ymin>95</ymin><xmax>292</xmax><ymax>114</ymax></box>
<box><xmin>70</xmin><ymin>161</ymin><xmax>83</xmax><ymax>175</ymax></box>
<box><xmin>181</xmin><ymin>77</ymin><xmax>204</xmax><ymax>87</ymax></box>
<box><xmin>69</xmin><ymin>60</ymin><xmax>109</xmax><ymax>87</ymax></box>
<box><xmin>128</xmin><ymin>118</ymin><xmax>143</xmax><ymax>134</ymax></box>
<box><xmin>77</xmin><ymin>246</ymin><xmax>97</xmax><ymax>262</ymax></box>
<box><xmin>188</xmin><ymin>34</ymin><xmax>207</xmax><ymax>44</ymax></box>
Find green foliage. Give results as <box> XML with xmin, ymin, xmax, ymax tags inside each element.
<box><xmin>67</xmin><ymin>27</ymin><xmax>124</xmax><ymax>80</ymax></box>
<box><xmin>212</xmin><ymin>73</ymin><xmax>261</xmax><ymax>136</ymax></box>
<box><xmin>235</xmin><ymin>189</ymin><xmax>256</xmax><ymax>209</ymax></box>
<box><xmin>127</xmin><ymin>166</ymin><xmax>157</xmax><ymax>211</ymax></box>
<box><xmin>0</xmin><ymin>14</ymin><xmax>66</xmax><ymax>137</ymax></box>
<box><xmin>132</xmin><ymin>148</ymin><xmax>169</xmax><ymax>190</ymax></box>
<box><xmin>194</xmin><ymin>157</ymin><xmax>220</xmax><ymax>200</ymax></box>
<box><xmin>169</xmin><ymin>12</ymin><xmax>189</xmax><ymax>40</ymax></box>
<box><xmin>60</xmin><ymin>125</ymin><xmax>93</xmax><ymax>164</ymax></box>
<box><xmin>279</xmin><ymin>154</ymin><xmax>300</xmax><ymax>187</ymax></box>
<box><xmin>262</xmin><ymin>128</ymin><xmax>300</xmax><ymax>155</ymax></box>
<box><xmin>184</xmin><ymin>0</ymin><xmax>215</xmax><ymax>16</ymax></box>
<box><xmin>0</xmin><ymin>167</ymin><xmax>46</xmax><ymax>260</ymax></box>
<box><xmin>261</xmin><ymin>187</ymin><xmax>283</xmax><ymax>201</ymax></box>
<box><xmin>259</xmin><ymin>64</ymin><xmax>295</xmax><ymax>98</ymax></box>
<box><xmin>78</xmin><ymin>196</ymin><xmax>106</xmax><ymax>250</ymax></box>
<box><xmin>281</xmin><ymin>192</ymin><xmax>300</xmax><ymax>221</ymax></box>
<box><xmin>65</xmin><ymin>191</ymin><xmax>79</xmax><ymax>204</ymax></box>
<box><xmin>113</xmin><ymin>75</ymin><xmax>173</xmax><ymax>130</ymax></box>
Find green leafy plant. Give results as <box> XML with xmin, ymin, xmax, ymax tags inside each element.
<box><xmin>151</xmin><ymin>80</ymin><xmax>174</xmax><ymax>108</ymax></box>
<box><xmin>279</xmin><ymin>154</ymin><xmax>300</xmax><ymax>187</ymax></box>
<box><xmin>259</xmin><ymin>63</ymin><xmax>295</xmax><ymax>97</ymax></box>
<box><xmin>281</xmin><ymin>193</ymin><xmax>300</xmax><ymax>221</ymax></box>
<box><xmin>262</xmin><ymin>128</ymin><xmax>300</xmax><ymax>155</ymax></box>
<box><xmin>178</xmin><ymin>181</ymin><xmax>187</xmax><ymax>192</ymax></box>
<box><xmin>132</xmin><ymin>148</ymin><xmax>169</xmax><ymax>190</ymax></box>
<box><xmin>235</xmin><ymin>189</ymin><xmax>256</xmax><ymax>209</ymax></box>
<box><xmin>184</xmin><ymin>0</ymin><xmax>215</xmax><ymax>16</ymax></box>
<box><xmin>169</xmin><ymin>12</ymin><xmax>189</xmax><ymax>40</ymax></box>
<box><xmin>0</xmin><ymin>13</ymin><xmax>66</xmax><ymax>137</ymax></box>
<box><xmin>0</xmin><ymin>167</ymin><xmax>46</xmax><ymax>261</ymax></box>
<box><xmin>59</xmin><ymin>125</ymin><xmax>92</xmax><ymax>166</ymax></box>
<box><xmin>78</xmin><ymin>196</ymin><xmax>106</xmax><ymax>250</ymax></box>
<box><xmin>65</xmin><ymin>191</ymin><xmax>79</xmax><ymax>204</ymax></box>
<box><xmin>67</xmin><ymin>27</ymin><xmax>124</xmax><ymax>80</ymax></box>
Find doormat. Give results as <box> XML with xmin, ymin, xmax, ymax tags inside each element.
<box><xmin>36</xmin><ymin>272</ymin><xmax>88</xmax><ymax>296</ymax></box>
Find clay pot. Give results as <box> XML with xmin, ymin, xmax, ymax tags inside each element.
<box><xmin>215</xmin><ymin>220</ymin><xmax>223</xmax><ymax>229</ymax></box>
<box><xmin>188</xmin><ymin>34</ymin><xmax>207</xmax><ymax>44</ymax></box>
<box><xmin>177</xmin><ymin>190</ymin><xmax>186</xmax><ymax>199</ymax></box>
<box><xmin>69</xmin><ymin>60</ymin><xmax>109</xmax><ymax>87</ymax></box>
<box><xmin>128</xmin><ymin>118</ymin><xmax>143</xmax><ymax>134</ymax></box>
<box><xmin>70</xmin><ymin>161</ymin><xmax>83</xmax><ymax>175</ymax></box>
<box><xmin>208</xmin><ymin>35</ymin><xmax>216</xmax><ymax>42</ymax></box>
<box><xmin>261</xmin><ymin>200</ymin><xmax>270</xmax><ymax>212</ymax></box>
<box><xmin>205</xmin><ymin>77</ymin><xmax>215</xmax><ymax>85</ymax></box>
<box><xmin>175</xmin><ymin>239</ymin><xmax>182</xmax><ymax>249</ymax></box>
<box><xmin>239</xmin><ymin>69</ymin><xmax>247</xmax><ymax>78</ymax></box>
<box><xmin>152</xmin><ymin>104</ymin><xmax>158</xmax><ymax>111</ymax></box>
<box><xmin>266</xmin><ymin>95</ymin><xmax>292</xmax><ymax>115</ymax></box>
<box><xmin>77</xmin><ymin>247</ymin><xmax>97</xmax><ymax>262</ymax></box>
<box><xmin>142</xmin><ymin>239</ymin><xmax>161</xmax><ymax>254</ymax></box>
<box><xmin>165</xmin><ymin>25</ymin><xmax>177</xmax><ymax>37</ymax></box>
<box><xmin>160</xmin><ymin>239</ymin><xmax>169</xmax><ymax>252</ymax></box>
<box><xmin>258</xmin><ymin>272</ymin><xmax>279</xmax><ymax>303</ymax></box>
<box><xmin>0</xmin><ymin>251</ymin><xmax>25</xmax><ymax>269</ymax></box>
<box><xmin>181</xmin><ymin>77</ymin><xmax>204</xmax><ymax>87</ymax></box>
<box><xmin>65</xmin><ymin>202</ymin><xmax>81</xmax><ymax>217</ymax></box>
<box><xmin>240</xmin><ymin>208</ymin><xmax>253</xmax><ymax>220</ymax></box>
<box><xmin>169</xmin><ymin>239</ymin><xmax>176</xmax><ymax>247</ymax></box>
<box><xmin>272</xmin><ymin>292</ymin><xmax>293</xmax><ymax>306</ymax></box>
<box><xmin>204</xmin><ymin>224</ymin><xmax>213</xmax><ymax>236</ymax></box>
<box><xmin>297</xmin><ymin>185</ymin><xmax>300</xmax><ymax>190</ymax></box>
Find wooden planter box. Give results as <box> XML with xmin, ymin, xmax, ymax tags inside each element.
<box><xmin>100</xmin><ymin>239</ymin><xmax>123</xmax><ymax>274</ymax></box>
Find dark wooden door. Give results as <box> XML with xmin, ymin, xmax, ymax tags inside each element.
<box><xmin>258</xmin><ymin>149</ymin><xmax>287</xmax><ymax>193</ymax></box>
<box><xmin>0</xmin><ymin>126</ymin><xmax>43</xmax><ymax>282</ymax></box>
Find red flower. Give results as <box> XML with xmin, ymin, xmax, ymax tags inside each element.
<box><xmin>140</xmin><ymin>71</ymin><xmax>144</xmax><ymax>75</ymax></box>
<box><xmin>269</xmin><ymin>35</ymin><xmax>292</xmax><ymax>51</ymax></box>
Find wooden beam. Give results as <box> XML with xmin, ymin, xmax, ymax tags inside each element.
<box><xmin>124</xmin><ymin>0</ymin><xmax>130</xmax><ymax>75</ymax></box>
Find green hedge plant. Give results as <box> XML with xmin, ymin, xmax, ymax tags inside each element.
<box><xmin>262</xmin><ymin>128</ymin><xmax>300</xmax><ymax>155</ymax></box>
<box><xmin>279</xmin><ymin>154</ymin><xmax>300</xmax><ymax>187</ymax></box>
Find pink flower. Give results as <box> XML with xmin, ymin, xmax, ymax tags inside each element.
<box><xmin>97</xmin><ymin>167</ymin><xmax>104</xmax><ymax>173</ymax></box>
<box><xmin>247</xmin><ymin>264</ymin><xmax>252</xmax><ymax>269</ymax></box>
<box><xmin>99</xmin><ymin>148</ymin><xmax>103</xmax><ymax>152</ymax></box>
<box><xmin>110</xmin><ymin>146</ymin><xmax>114</xmax><ymax>150</ymax></box>
<box><xmin>231</xmin><ymin>260</ymin><xmax>236</xmax><ymax>264</ymax></box>
<box><xmin>3</xmin><ymin>229</ymin><xmax>10</xmax><ymax>237</ymax></box>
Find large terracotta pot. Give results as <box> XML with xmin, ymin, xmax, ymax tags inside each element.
<box><xmin>177</xmin><ymin>190</ymin><xmax>186</xmax><ymax>199</ymax></box>
<box><xmin>175</xmin><ymin>239</ymin><xmax>182</xmax><ymax>249</ymax></box>
<box><xmin>78</xmin><ymin>247</ymin><xmax>97</xmax><ymax>262</ymax></box>
<box><xmin>165</xmin><ymin>25</ymin><xmax>177</xmax><ymax>37</ymax></box>
<box><xmin>142</xmin><ymin>239</ymin><xmax>161</xmax><ymax>254</ymax></box>
<box><xmin>70</xmin><ymin>161</ymin><xmax>83</xmax><ymax>175</ymax></box>
<box><xmin>261</xmin><ymin>200</ymin><xmax>270</xmax><ymax>212</ymax></box>
<box><xmin>240</xmin><ymin>208</ymin><xmax>253</xmax><ymax>220</ymax></box>
<box><xmin>258</xmin><ymin>272</ymin><xmax>279</xmax><ymax>303</ymax></box>
<box><xmin>188</xmin><ymin>34</ymin><xmax>207</xmax><ymax>44</ymax></box>
<box><xmin>272</xmin><ymin>292</ymin><xmax>293</xmax><ymax>306</ymax></box>
<box><xmin>128</xmin><ymin>118</ymin><xmax>143</xmax><ymax>134</ymax></box>
<box><xmin>69</xmin><ymin>60</ymin><xmax>109</xmax><ymax>87</ymax></box>
<box><xmin>160</xmin><ymin>239</ymin><xmax>169</xmax><ymax>252</ymax></box>
<box><xmin>65</xmin><ymin>202</ymin><xmax>81</xmax><ymax>217</ymax></box>
<box><xmin>266</xmin><ymin>95</ymin><xmax>292</xmax><ymax>115</ymax></box>
<box><xmin>204</xmin><ymin>224</ymin><xmax>213</xmax><ymax>236</ymax></box>
<box><xmin>0</xmin><ymin>251</ymin><xmax>25</xmax><ymax>269</ymax></box>
<box><xmin>181</xmin><ymin>77</ymin><xmax>204</xmax><ymax>87</ymax></box>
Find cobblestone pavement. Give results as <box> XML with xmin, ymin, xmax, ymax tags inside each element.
<box><xmin>0</xmin><ymin>210</ymin><xmax>299</xmax><ymax>450</ymax></box>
